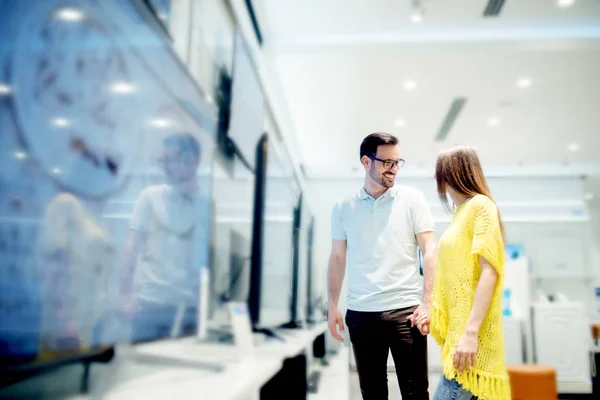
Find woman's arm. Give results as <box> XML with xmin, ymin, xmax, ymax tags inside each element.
<box><xmin>465</xmin><ymin>256</ymin><xmax>498</xmax><ymax>334</ymax></box>
<box><xmin>454</xmin><ymin>255</ymin><xmax>498</xmax><ymax>373</ymax></box>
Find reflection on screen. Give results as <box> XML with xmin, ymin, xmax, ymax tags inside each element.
<box><xmin>0</xmin><ymin>0</ymin><xmax>215</xmax><ymax>366</ymax></box>
<box><xmin>258</xmin><ymin>137</ymin><xmax>297</xmax><ymax>328</ymax></box>
<box><xmin>227</xmin><ymin>32</ymin><xmax>265</xmax><ymax>170</ymax></box>
<box><xmin>211</xmin><ymin>154</ymin><xmax>254</xmax><ymax>313</ymax></box>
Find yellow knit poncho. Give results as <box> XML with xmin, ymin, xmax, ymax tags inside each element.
<box><xmin>430</xmin><ymin>194</ymin><xmax>511</xmax><ymax>400</ymax></box>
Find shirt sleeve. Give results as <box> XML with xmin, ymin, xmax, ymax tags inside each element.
<box><xmin>471</xmin><ymin>196</ymin><xmax>504</xmax><ymax>274</ymax></box>
<box><xmin>331</xmin><ymin>202</ymin><xmax>346</xmax><ymax>240</ymax></box>
<box><xmin>130</xmin><ymin>189</ymin><xmax>151</xmax><ymax>232</ymax></box>
<box><xmin>411</xmin><ymin>191</ymin><xmax>435</xmax><ymax>235</ymax></box>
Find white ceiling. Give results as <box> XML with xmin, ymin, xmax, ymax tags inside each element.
<box><xmin>253</xmin><ymin>0</ymin><xmax>600</xmax><ymax>177</ymax></box>
<box><xmin>255</xmin><ymin>0</ymin><xmax>600</xmax><ymax>40</ymax></box>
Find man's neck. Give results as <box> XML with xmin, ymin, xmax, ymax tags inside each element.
<box><xmin>173</xmin><ymin>179</ymin><xmax>198</xmax><ymax>195</ymax></box>
<box><xmin>363</xmin><ymin>179</ymin><xmax>388</xmax><ymax>200</ymax></box>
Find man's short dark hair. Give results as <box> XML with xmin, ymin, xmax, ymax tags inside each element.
<box><xmin>163</xmin><ymin>132</ymin><xmax>201</xmax><ymax>160</ymax></box>
<box><xmin>359</xmin><ymin>132</ymin><xmax>398</xmax><ymax>159</ymax></box>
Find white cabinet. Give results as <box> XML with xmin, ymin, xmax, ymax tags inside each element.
<box><xmin>533</xmin><ymin>300</ymin><xmax>593</xmax><ymax>394</ymax></box>
<box><xmin>503</xmin><ymin>256</ymin><xmax>534</xmax><ymax>363</ymax></box>
<box><xmin>503</xmin><ymin>317</ymin><xmax>524</xmax><ymax>365</ymax></box>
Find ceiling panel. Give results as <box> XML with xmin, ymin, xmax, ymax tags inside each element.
<box><xmin>272</xmin><ymin>48</ymin><xmax>600</xmax><ymax>174</ymax></box>
<box><xmin>253</xmin><ymin>0</ymin><xmax>600</xmax><ymax>39</ymax></box>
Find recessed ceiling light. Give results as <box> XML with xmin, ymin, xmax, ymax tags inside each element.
<box><xmin>488</xmin><ymin>117</ymin><xmax>500</xmax><ymax>126</ymax></box>
<box><xmin>584</xmin><ymin>192</ymin><xmax>594</xmax><ymax>201</ymax></box>
<box><xmin>51</xmin><ymin>117</ymin><xmax>71</xmax><ymax>127</ymax></box>
<box><xmin>149</xmin><ymin>118</ymin><xmax>171</xmax><ymax>128</ymax></box>
<box><xmin>56</xmin><ymin>8</ymin><xmax>85</xmax><ymax>22</ymax></box>
<box><xmin>394</xmin><ymin>118</ymin><xmax>406</xmax><ymax>127</ymax></box>
<box><xmin>410</xmin><ymin>13</ymin><xmax>423</xmax><ymax>23</ymax></box>
<box><xmin>206</xmin><ymin>95</ymin><xmax>214</xmax><ymax>104</ymax></box>
<box><xmin>0</xmin><ymin>84</ymin><xmax>12</xmax><ymax>95</ymax></box>
<box><xmin>51</xmin><ymin>167</ymin><xmax>62</xmax><ymax>175</ymax></box>
<box><xmin>558</xmin><ymin>0</ymin><xmax>575</xmax><ymax>8</ymax></box>
<box><xmin>403</xmin><ymin>80</ymin><xmax>418</xmax><ymax>91</ymax></box>
<box><xmin>14</xmin><ymin>151</ymin><xmax>27</xmax><ymax>160</ymax></box>
<box><xmin>568</xmin><ymin>143</ymin><xmax>579</xmax><ymax>152</ymax></box>
<box><xmin>110</xmin><ymin>82</ymin><xmax>136</xmax><ymax>94</ymax></box>
<box><xmin>516</xmin><ymin>78</ymin><xmax>532</xmax><ymax>88</ymax></box>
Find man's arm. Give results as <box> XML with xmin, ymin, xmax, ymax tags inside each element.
<box><xmin>121</xmin><ymin>190</ymin><xmax>150</xmax><ymax>297</ymax></box>
<box><xmin>121</xmin><ymin>230</ymin><xmax>145</xmax><ymax>295</ymax></box>
<box><xmin>409</xmin><ymin>231</ymin><xmax>437</xmax><ymax>334</ymax></box>
<box><xmin>328</xmin><ymin>239</ymin><xmax>347</xmax><ymax>309</ymax></box>
<box><xmin>416</xmin><ymin>231</ymin><xmax>437</xmax><ymax>308</ymax></box>
<box><xmin>327</xmin><ymin>239</ymin><xmax>347</xmax><ymax>342</ymax></box>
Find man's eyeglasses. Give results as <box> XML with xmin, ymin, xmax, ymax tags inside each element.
<box><xmin>369</xmin><ymin>156</ymin><xmax>405</xmax><ymax>170</ymax></box>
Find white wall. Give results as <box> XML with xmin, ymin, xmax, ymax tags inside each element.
<box><xmin>306</xmin><ymin>175</ymin><xmax>600</xmax><ymax>350</ymax></box>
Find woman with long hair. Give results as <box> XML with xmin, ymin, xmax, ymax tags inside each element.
<box><xmin>417</xmin><ymin>146</ymin><xmax>511</xmax><ymax>399</ymax></box>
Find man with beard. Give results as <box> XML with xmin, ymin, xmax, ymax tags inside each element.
<box><xmin>121</xmin><ymin>133</ymin><xmax>209</xmax><ymax>343</ymax></box>
<box><xmin>327</xmin><ymin>132</ymin><xmax>437</xmax><ymax>399</ymax></box>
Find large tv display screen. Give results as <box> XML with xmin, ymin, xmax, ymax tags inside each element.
<box><xmin>0</xmin><ymin>0</ymin><xmax>216</xmax><ymax>371</ymax></box>
<box><xmin>257</xmin><ymin>136</ymin><xmax>297</xmax><ymax>328</ymax></box>
<box><xmin>211</xmin><ymin>153</ymin><xmax>255</xmax><ymax>318</ymax></box>
<box><xmin>227</xmin><ymin>31</ymin><xmax>264</xmax><ymax>171</ymax></box>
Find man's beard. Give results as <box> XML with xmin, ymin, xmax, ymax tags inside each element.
<box><xmin>369</xmin><ymin>166</ymin><xmax>395</xmax><ymax>188</ymax></box>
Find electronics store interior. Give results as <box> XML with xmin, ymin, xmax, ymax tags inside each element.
<box><xmin>1</xmin><ymin>1</ymin><xmax>600</xmax><ymax>399</ymax></box>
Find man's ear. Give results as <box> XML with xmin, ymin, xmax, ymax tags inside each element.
<box><xmin>361</xmin><ymin>155</ymin><xmax>371</xmax><ymax>168</ymax></box>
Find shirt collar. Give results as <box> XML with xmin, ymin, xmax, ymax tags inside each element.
<box><xmin>358</xmin><ymin>186</ymin><xmax>398</xmax><ymax>200</ymax></box>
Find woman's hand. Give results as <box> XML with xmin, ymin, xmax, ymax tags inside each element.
<box><xmin>407</xmin><ymin>304</ymin><xmax>430</xmax><ymax>335</ymax></box>
<box><xmin>453</xmin><ymin>330</ymin><xmax>478</xmax><ymax>373</ymax></box>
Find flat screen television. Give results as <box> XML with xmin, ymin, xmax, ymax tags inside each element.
<box><xmin>0</xmin><ymin>0</ymin><xmax>216</xmax><ymax>392</ymax></box>
<box><xmin>210</xmin><ymin>151</ymin><xmax>254</xmax><ymax>322</ymax></box>
<box><xmin>226</xmin><ymin>31</ymin><xmax>265</xmax><ymax>171</ymax></box>
<box><xmin>305</xmin><ymin>215</ymin><xmax>322</xmax><ymax>324</ymax></box>
<box><xmin>283</xmin><ymin>192</ymin><xmax>307</xmax><ymax>328</ymax></box>
<box><xmin>249</xmin><ymin>134</ymin><xmax>296</xmax><ymax>335</ymax></box>
<box><xmin>228</xmin><ymin>230</ymin><xmax>252</xmax><ymax>302</ymax></box>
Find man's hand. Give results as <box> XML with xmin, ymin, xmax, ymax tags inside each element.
<box><xmin>407</xmin><ymin>304</ymin><xmax>430</xmax><ymax>335</ymax></box>
<box><xmin>454</xmin><ymin>330</ymin><xmax>478</xmax><ymax>373</ymax></box>
<box><xmin>328</xmin><ymin>306</ymin><xmax>345</xmax><ymax>343</ymax></box>
<box><xmin>120</xmin><ymin>295</ymin><xmax>141</xmax><ymax>320</ymax></box>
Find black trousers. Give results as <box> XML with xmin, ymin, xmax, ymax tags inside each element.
<box><xmin>346</xmin><ymin>305</ymin><xmax>429</xmax><ymax>400</ymax></box>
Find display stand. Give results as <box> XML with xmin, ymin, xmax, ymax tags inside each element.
<box><xmin>254</xmin><ymin>327</ymin><xmax>286</xmax><ymax>342</ymax></box>
<box><xmin>87</xmin><ymin>341</ymin><xmax>226</xmax><ymax>399</ymax></box>
<box><xmin>0</xmin><ymin>347</ymin><xmax>115</xmax><ymax>394</ymax></box>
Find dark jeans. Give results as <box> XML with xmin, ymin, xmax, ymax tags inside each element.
<box><xmin>346</xmin><ymin>305</ymin><xmax>429</xmax><ymax>400</ymax></box>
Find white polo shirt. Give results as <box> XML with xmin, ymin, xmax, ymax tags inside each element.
<box><xmin>130</xmin><ymin>184</ymin><xmax>210</xmax><ymax>306</ymax></box>
<box><xmin>331</xmin><ymin>185</ymin><xmax>434</xmax><ymax>312</ymax></box>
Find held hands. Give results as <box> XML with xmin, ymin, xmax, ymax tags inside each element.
<box><xmin>453</xmin><ymin>330</ymin><xmax>479</xmax><ymax>373</ymax></box>
<box><xmin>407</xmin><ymin>304</ymin><xmax>430</xmax><ymax>335</ymax></box>
<box><xmin>328</xmin><ymin>306</ymin><xmax>345</xmax><ymax>343</ymax></box>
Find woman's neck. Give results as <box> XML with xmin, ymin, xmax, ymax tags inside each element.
<box><xmin>452</xmin><ymin>193</ymin><xmax>470</xmax><ymax>207</ymax></box>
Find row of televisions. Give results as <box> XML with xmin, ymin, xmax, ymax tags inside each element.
<box><xmin>0</xmin><ymin>0</ymin><xmax>324</xmax><ymax>391</ymax></box>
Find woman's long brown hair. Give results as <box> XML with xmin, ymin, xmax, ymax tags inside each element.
<box><xmin>435</xmin><ymin>145</ymin><xmax>505</xmax><ymax>237</ymax></box>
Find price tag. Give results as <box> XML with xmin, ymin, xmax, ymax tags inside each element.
<box><xmin>228</xmin><ymin>302</ymin><xmax>254</xmax><ymax>356</ymax></box>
